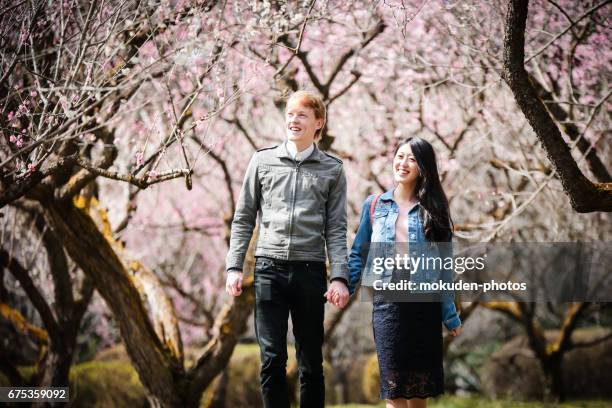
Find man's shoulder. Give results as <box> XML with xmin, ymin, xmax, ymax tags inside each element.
<box><xmin>256</xmin><ymin>145</ymin><xmax>278</xmax><ymax>153</ymax></box>
<box><xmin>318</xmin><ymin>150</ymin><xmax>343</xmax><ymax>166</ymax></box>
<box><xmin>251</xmin><ymin>145</ymin><xmax>279</xmax><ymax>162</ymax></box>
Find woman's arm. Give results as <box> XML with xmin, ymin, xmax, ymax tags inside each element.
<box><xmin>440</xmin><ymin>240</ymin><xmax>462</xmax><ymax>330</ymax></box>
<box><xmin>442</xmin><ymin>299</ymin><xmax>461</xmax><ymax>330</ymax></box>
<box><xmin>348</xmin><ymin>195</ymin><xmax>375</xmax><ymax>296</ymax></box>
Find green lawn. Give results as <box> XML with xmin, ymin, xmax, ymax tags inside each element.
<box><xmin>328</xmin><ymin>396</ymin><xmax>612</xmax><ymax>408</ymax></box>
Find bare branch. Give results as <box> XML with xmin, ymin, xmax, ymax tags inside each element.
<box><xmin>73</xmin><ymin>156</ymin><xmax>192</xmax><ymax>190</ymax></box>
<box><xmin>503</xmin><ymin>0</ymin><xmax>612</xmax><ymax>212</ymax></box>
<box><xmin>526</xmin><ymin>1</ymin><xmax>611</xmax><ymax>63</ymax></box>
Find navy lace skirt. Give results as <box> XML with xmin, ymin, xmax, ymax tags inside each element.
<box><xmin>372</xmin><ymin>298</ymin><xmax>444</xmax><ymax>400</ymax></box>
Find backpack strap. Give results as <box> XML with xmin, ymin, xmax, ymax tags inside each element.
<box><xmin>369</xmin><ymin>194</ymin><xmax>381</xmax><ymax>226</ymax></box>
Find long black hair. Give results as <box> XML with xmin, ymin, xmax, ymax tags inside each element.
<box><xmin>394</xmin><ymin>137</ymin><xmax>454</xmax><ymax>242</ymax></box>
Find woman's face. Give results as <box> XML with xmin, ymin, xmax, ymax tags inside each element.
<box><xmin>393</xmin><ymin>143</ymin><xmax>420</xmax><ymax>185</ymax></box>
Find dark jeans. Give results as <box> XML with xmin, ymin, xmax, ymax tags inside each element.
<box><xmin>254</xmin><ymin>256</ymin><xmax>326</xmax><ymax>408</ymax></box>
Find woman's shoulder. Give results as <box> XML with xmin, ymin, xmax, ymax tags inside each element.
<box><xmin>361</xmin><ymin>194</ymin><xmax>379</xmax><ymax>212</ymax></box>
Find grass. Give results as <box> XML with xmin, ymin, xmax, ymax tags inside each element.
<box><xmin>327</xmin><ymin>396</ymin><xmax>612</xmax><ymax>408</ymax></box>
<box><xmin>2</xmin><ymin>346</ymin><xmax>610</xmax><ymax>408</ymax></box>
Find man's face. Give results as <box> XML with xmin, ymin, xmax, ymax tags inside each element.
<box><xmin>285</xmin><ymin>98</ymin><xmax>323</xmax><ymax>146</ymax></box>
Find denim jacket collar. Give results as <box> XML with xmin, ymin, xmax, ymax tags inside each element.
<box><xmin>379</xmin><ymin>188</ymin><xmax>421</xmax><ymax>214</ymax></box>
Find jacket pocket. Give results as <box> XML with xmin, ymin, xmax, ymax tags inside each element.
<box><xmin>260</xmin><ymin>208</ymin><xmax>289</xmax><ymax>245</ymax></box>
<box><xmin>371</xmin><ymin>208</ymin><xmax>389</xmax><ymax>242</ymax></box>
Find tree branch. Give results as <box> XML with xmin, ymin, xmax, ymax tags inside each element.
<box><xmin>72</xmin><ymin>156</ymin><xmax>192</xmax><ymax>190</ymax></box>
<box><xmin>530</xmin><ymin>76</ymin><xmax>610</xmax><ymax>182</ymax></box>
<box><xmin>0</xmin><ymin>249</ymin><xmax>59</xmax><ymax>342</ymax></box>
<box><xmin>502</xmin><ymin>0</ymin><xmax>612</xmax><ymax>212</ymax></box>
<box><xmin>525</xmin><ymin>1</ymin><xmax>611</xmax><ymax>63</ymax></box>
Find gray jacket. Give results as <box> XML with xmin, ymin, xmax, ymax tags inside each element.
<box><xmin>226</xmin><ymin>143</ymin><xmax>349</xmax><ymax>283</ymax></box>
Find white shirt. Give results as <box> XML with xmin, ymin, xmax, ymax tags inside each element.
<box><xmin>286</xmin><ymin>141</ymin><xmax>314</xmax><ymax>162</ymax></box>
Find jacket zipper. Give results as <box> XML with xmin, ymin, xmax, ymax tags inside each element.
<box><xmin>287</xmin><ymin>161</ymin><xmax>300</xmax><ymax>258</ymax></box>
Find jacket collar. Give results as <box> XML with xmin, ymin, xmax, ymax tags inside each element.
<box><xmin>380</xmin><ymin>188</ymin><xmax>421</xmax><ymax>212</ymax></box>
<box><xmin>276</xmin><ymin>142</ymin><xmax>322</xmax><ymax>162</ymax></box>
<box><xmin>380</xmin><ymin>189</ymin><xmax>395</xmax><ymax>201</ymax></box>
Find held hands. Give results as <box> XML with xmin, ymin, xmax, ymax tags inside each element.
<box><xmin>324</xmin><ymin>280</ymin><xmax>349</xmax><ymax>309</ymax></box>
<box><xmin>448</xmin><ymin>325</ymin><xmax>463</xmax><ymax>337</ymax></box>
<box><xmin>225</xmin><ymin>271</ymin><xmax>243</xmax><ymax>296</ymax></box>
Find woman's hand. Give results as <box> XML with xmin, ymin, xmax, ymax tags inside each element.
<box><xmin>449</xmin><ymin>325</ymin><xmax>463</xmax><ymax>337</ymax></box>
<box><xmin>324</xmin><ymin>280</ymin><xmax>349</xmax><ymax>308</ymax></box>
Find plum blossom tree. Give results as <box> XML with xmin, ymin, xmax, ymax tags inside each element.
<box><xmin>0</xmin><ymin>0</ymin><xmax>258</xmax><ymax>406</ymax></box>
<box><xmin>1</xmin><ymin>0</ymin><xmax>610</xmax><ymax>405</ymax></box>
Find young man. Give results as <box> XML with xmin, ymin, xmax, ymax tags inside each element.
<box><xmin>225</xmin><ymin>90</ymin><xmax>349</xmax><ymax>408</ymax></box>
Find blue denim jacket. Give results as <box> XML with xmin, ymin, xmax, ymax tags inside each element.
<box><xmin>348</xmin><ymin>189</ymin><xmax>461</xmax><ymax>330</ymax></box>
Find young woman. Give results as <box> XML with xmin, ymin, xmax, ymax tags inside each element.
<box><xmin>348</xmin><ymin>137</ymin><xmax>462</xmax><ymax>408</ymax></box>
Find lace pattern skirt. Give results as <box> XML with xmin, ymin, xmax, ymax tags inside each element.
<box><xmin>372</xmin><ymin>299</ymin><xmax>444</xmax><ymax>400</ymax></box>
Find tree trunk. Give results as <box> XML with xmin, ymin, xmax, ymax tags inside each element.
<box><xmin>184</xmin><ymin>275</ymin><xmax>255</xmax><ymax>408</ymax></box>
<box><xmin>40</xmin><ymin>344</ymin><xmax>72</xmax><ymax>388</ymax></box>
<box><xmin>42</xmin><ymin>198</ymin><xmax>184</xmax><ymax>407</ymax></box>
<box><xmin>40</xmin><ymin>196</ymin><xmax>257</xmax><ymax>407</ymax></box>
<box><xmin>542</xmin><ymin>355</ymin><xmax>565</xmax><ymax>402</ymax></box>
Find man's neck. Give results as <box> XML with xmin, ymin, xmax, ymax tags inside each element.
<box><xmin>286</xmin><ymin>140</ymin><xmax>313</xmax><ymax>153</ymax></box>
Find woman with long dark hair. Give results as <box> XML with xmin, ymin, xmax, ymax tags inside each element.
<box><xmin>348</xmin><ymin>137</ymin><xmax>462</xmax><ymax>408</ymax></box>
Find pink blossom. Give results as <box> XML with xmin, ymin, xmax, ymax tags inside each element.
<box><xmin>7</xmin><ymin>111</ymin><xmax>14</xmax><ymax>121</ymax></box>
<box><xmin>19</xmin><ymin>28</ymin><xmax>28</xmax><ymax>44</ymax></box>
<box><xmin>193</xmin><ymin>54</ymin><xmax>206</xmax><ymax>66</ymax></box>
<box><xmin>27</xmin><ymin>163</ymin><xmax>36</xmax><ymax>174</ymax></box>
<box><xmin>147</xmin><ymin>170</ymin><xmax>158</xmax><ymax>180</ymax></box>
<box><xmin>217</xmin><ymin>88</ymin><xmax>225</xmax><ymax>104</ymax></box>
<box><xmin>135</xmin><ymin>151</ymin><xmax>145</xmax><ymax>166</ymax></box>
<box><xmin>10</xmin><ymin>133</ymin><xmax>24</xmax><ymax>148</ymax></box>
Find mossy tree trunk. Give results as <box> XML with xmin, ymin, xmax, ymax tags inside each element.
<box><xmin>36</xmin><ymin>196</ymin><xmax>255</xmax><ymax>407</ymax></box>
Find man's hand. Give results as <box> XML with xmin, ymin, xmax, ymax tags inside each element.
<box><xmin>324</xmin><ymin>280</ymin><xmax>349</xmax><ymax>309</ymax></box>
<box><xmin>226</xmin><ymin>270</ymin><xmax>243</xmax><ymax>296</ymax></box>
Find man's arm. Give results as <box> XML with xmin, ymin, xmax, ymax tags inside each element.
<box><xmin>226</xmin><ymin>154</ymin><xmax>260</xmax><ymax>272</ymax></box>
<box><xmin>325</xmin><ymin>165</ymin><xmax>349</xmax><ymax>284</ymax></box>
<box><xmin>348</xmin><ymin>195</ymin><xmax>375</xmax><ymax>295</ymax></box>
